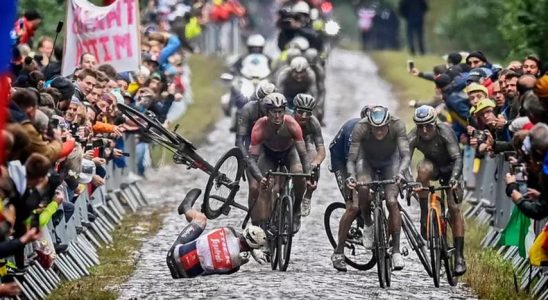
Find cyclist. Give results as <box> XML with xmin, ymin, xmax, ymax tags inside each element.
<box><xmin>235</xmin><ymin>82</ymin><xmax>277</xmax><ymax>221</ymax></box>
<box><xmin>304</xmin><ymin>48</ymin><xmax>326</xmax><ymax>125</ymax></box>
<box><xmin>292</xmin><ymin>94</ymin><xmax>325</xmax><ymax>216</ymax></box>
<box><xmin>408</xmin><ymin>105</ymin><xmax>467</xmax><ymax>275</ymax></box>
<box><xmin>166</xmin><ymin>190</ymin><xmax>267</xmax><ymax>279</ymax></box>
<box><xmin>329</xmin><ymin>106</ymin><xmax>370</xmax><ymax>272</ymax></box>
<box><xmin>346</xmin><ymin>106</ymin><xmax>410</xmax><ymax>270</ymax></box>
<box><xmin>246</xmin><ymin>93</ymin><xmax>311</xmax><ymax>233</ymax></box>
<box><xmin>276</xmin><ymin>56</ymin><xmax>317</xmax><ymax>109</ymax></box>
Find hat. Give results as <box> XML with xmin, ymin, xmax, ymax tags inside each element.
<box><xmin>79</xmin><ymin>159</ymin><xmax>96</xmax><ymax>184</ymax></box>
<box><xmin>435</xmin><ymin>74</ymin><xmax>452</xmax><ymax>89</ymax></box>
<box><xmin>50</xmin><ymin>77</ymin><xmax>75</xmax><ymax>101</ymax></box>
<box><xmin>466</xmin><ymin>51</ymin><xmax>488</xmax><ymax>63</ymax></box>
<box><xmin>474</xmin><ymin>99</ymin><xmax>496</xmax><ymax>114</ymax></box>
<box><xmin>151</xmin><ymin>72</ymin><xmax>162</xmax><ymax>81</ymax></box>
<box><xmin>535</xmin><ymin>74</ymin><xmax>548</xmax><ymax>98</ymax></box>
<box><xmin>466</xmin><ymin>82</ymin><xmax>488</xmax><ymax>96</ymax></box>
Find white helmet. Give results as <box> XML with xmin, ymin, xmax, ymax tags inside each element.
<box><xmin>288</xmin><ymin>36</ymin><xmax>310</xmax><ymax>51</ymax></box>
<box><xmin>292</xmin><ymin>1</ymin><xmax>310</xmax><ymax>15</ymax></box>
<box><xmin>290</xmin><ymin>56</ymin><xmax>309</xmax><ymax>72</ymax></box>
<box><xmin>256</xmin><ymin>82</ymin><xmax>276</xmax><ymax>99</ymax></box>
<box><xmin>294</xmin><ymin>93</ymin><xmax>317</xmax><ymax>110</ymax></box>
<box><xmin>263</xmin><ymin>92</ymin><xmax>287</xmax><ymax>110</ymax></box>
<box><xmin>246</xmin><ymin>34</ymin><xmax>266</xmax><ymax>48</ymax></box>
<box><xmin>413</xmin><ymin>105</ymin><xmax>438</xmax><ymax>125</ymax></box>
<box><xmin>242</xmin><ymin>225</ymin><xmax>267</xmax><ymax>249</ymax></box>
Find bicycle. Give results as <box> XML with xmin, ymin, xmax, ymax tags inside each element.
<box><xmin>259</xmin><ymin>168</ymin><xmax>311</xmax><ymax>272</ymax></box>
<box><xmin>117</xmin><ymin>103</ymin><xmax>245</xmax><ymax>219</ymax></box>
<box><xmin>353</xmin><ymin>177</ymin><xmax>401</xmax><ymax>289</ymax></box>
<box><xmin>410</xmin><ymin>184</ymin><xmax>459</xmax><ymax>287</ymax></box>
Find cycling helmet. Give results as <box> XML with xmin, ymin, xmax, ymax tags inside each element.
<box><xmin>293</xmin><ymin>93</ymin><xmax>317</xmax><ymax>110</ymax></box>
<box><xmin>288</xmin><ymin>37</ymin><xmax>310</xmax><ymax>51</ymax></box>
<box><xmin>256</xmin><ymin>82</ymin><xmax>276</xmax><ymax>99</ymax></box>
<box><xmin>360</xmin><ymin>105</ymin><xmax>371</xmax><ymax>119</ymax></box>
<box><xmin>242</xmin><ymin>225</ymin><xmax>267</xmax><ymax>249</ymax></box>
<box><xmin>290</xmin><ymin>56</ymin><xmax>309</xmax><ymax>72</ymax></box>
<box><xmin>286</xmin><ymin>48</ymin><xmax>302</xmax><ymax>64</ymax></box>
<box><xmin>263</xmin><ymin>92</ymin><xmax>287</xmax><ymax>109</ymax></box>
<box><xmin>366</xmin><ymin>106</ymin><xmax>391</xmax><ymax>127</ymax></box>
<box><xmin>304</xmin><ymin>48</ymin><xmax>319</xmax><ymax>65</ymax></box>
<box><xmin>292</xmin><ymin>1</ymin><xmax>310</xmax><ymax>15</ymax></box>
<box><xmin>246</xmin><ymin>34</ymin><xmax>266</xmax><ymax>48</ymax></box>
<box><xmin>413</xmin><ymin>105</ymin><xmax>437</xmax><ymax>125</ymax></box>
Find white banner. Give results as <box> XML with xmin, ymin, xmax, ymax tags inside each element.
<box><xmin>62</xmin><ymin>0</ymin><xmax>140</xmax><ymax>76</ymax></box>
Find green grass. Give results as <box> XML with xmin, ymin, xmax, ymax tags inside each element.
<box><xmin>47</xmin><ymin>207</ymin><xmax>170</xmax><ymax>300</ymax></box>
<box><xmin>151</xmin><ymin>54</ymin><xmax>225</xmax><ymax>165</ymax></box>
<box><xmin>369</xmin><ymin>50</ymin><xmax>533</xmax><ymax>300</ymax></box>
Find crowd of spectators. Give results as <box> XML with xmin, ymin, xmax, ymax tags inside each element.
<box><xmin>409</xmin><ymin>51</ymin><xmax>548</xmax><ymax>221</ymax></box>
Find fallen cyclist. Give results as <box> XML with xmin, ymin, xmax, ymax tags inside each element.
<box><xmin>166</xmin><ymin>189</ymin><xmax>267</xmax><ymax>279</ymax></box>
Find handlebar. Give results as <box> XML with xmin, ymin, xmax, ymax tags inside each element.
<box><xmin>355</xmin><ymin>179</ymin><xmax>405</xmax><ymax>199</ymax></box>
<box><xmin>403</xmin><ymin>183</ymin><xmax>459</xmax><ymax>204</ymax></box>
<box><xmin>266</xmin><ymin>170</ymin><xmax>312</xmax><ymax>178</ymax></box>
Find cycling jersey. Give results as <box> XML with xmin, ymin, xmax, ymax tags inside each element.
<box><xmin>172</xmin><ymin>227</ymin><xmax>243</xmax><ymax>278</ymax></box>
<box><xmin>235</xmin><ymin>100</ymin><xmax>265</xmax><ymax>151</ymax></box>
<box><xmin>247</xmin><ymin>115</ymin><xmax>310</xmax><ymax>181</ymax></box>
<box><xmin>329</xmin><ymin>118</ymin><xmax>359</xmax><ymax>172</ymax></box>
<box><xmin>346</xmin><ymin>117</ymin><xmax>410</xmax><ymax>179</ymax></box>
<box><xmin>276</xmin><ymin>66</ymin><xmax>317</xmax><ymax>108</ymax></box>
<box><xmin>408</xmin><ymin>122</ymin><xmax>463</xmax><ymax>181</ymax></box>
<box><xmin>300</xmin><ymin>115</ymin><xmax>324</xmax><ymax>148</ymax></box>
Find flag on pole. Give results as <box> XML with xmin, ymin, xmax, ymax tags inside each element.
<box><xmin>498</xmin><ymin>205</ymin><xmax>533</xmax><ymax>257</ymax></box>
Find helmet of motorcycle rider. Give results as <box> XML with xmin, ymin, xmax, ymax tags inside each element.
<box><xmin>366</xmin><ymin>106</ymin><xmax>391</xmax><ymax>127</ymax></box>
<box><xmin>263</xmin><ymin>92</ymin><xmax>287</xmax><ymax>110</ymax></box>
<box><xmin>246</xmin><ymin>34</ymin><xmax>266</xmax><ymax>54</ymax></box>
<box><xmin>304</xmin><ymin>48</ymin><xmax>319</xmax><ymax>65</ymax></box>
<box><xmin>292</xmin><ymin>1</ymin><xmax>310</xmax><ymax>15</ymax></box>
<box><xmin>256</xmin><ymin>82</ymin><xmax>276</xmax><ymax>100</ymax></box>
<box><xmin>290</xmin><ymin>56</ymin><xmax>309</xmax><ymax>73</ymax></box>
<box><xmin>413</xmin><ymin>105</ymin><xmax>438</xmax><ymax>125</ymax></box>
<box><xmin>294</xmin><ymin>93</ymin><xmax>317</xmax><ymax>111</ymax></box>
<box><xmin>242</xmin><ymin>225</ymin><xmax>267</xmax><ymax>249</ymax></box>
<box><xmin>288</xmin><ymin>36</ymin><xmax>310</xmax><ymax>51</ymax></box>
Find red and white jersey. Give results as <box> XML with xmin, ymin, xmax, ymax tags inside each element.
<box><xmin>195</xmin><ymin>228</ymin><xmax>243</xmax><ymax>274</ymax></box>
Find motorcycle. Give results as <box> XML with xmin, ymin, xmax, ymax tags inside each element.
<box><xmin>220</xmin><ymin>54</ymin><xmax>271</xmax><ymax>131</ymax></box>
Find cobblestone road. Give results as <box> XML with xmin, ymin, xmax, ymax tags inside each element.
<box><xmin>118</xmin><ymin>49</ymin><xmax>477</xmax><ymax>300</ymax></box>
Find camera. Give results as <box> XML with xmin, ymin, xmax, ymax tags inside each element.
<box><xmin>469</xmin><ymin>129</ymin><xmax>488</xmax><ymax>145</ymax></box>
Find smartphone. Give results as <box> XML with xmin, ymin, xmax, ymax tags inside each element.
<box><xmin>122</xmin><ymin>152</ymin><xmax>131</xmax><ymax>157</ymax></box>
<box><xmin>407</xmin><ymin>59</ymin><xmax>415</xmax><ymax>71</ymax></box>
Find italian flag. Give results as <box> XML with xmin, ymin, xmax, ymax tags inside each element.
<box><xmin>498</xmin><ymin>205</ymin><xmax>536</xmax><ymax>257</ymax></box>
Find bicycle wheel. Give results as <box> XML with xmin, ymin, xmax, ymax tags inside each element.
<box><xmin>117</xmin><ymin>103</ymin><xmax>179</xmax><ymax>146</ymax></box>
<box><xmin>401</xmin><ymin>209</ymin><xmax>432</xmax><ymax>277</ymax></box>
<box><xmin>323</xmin><ymin>202</ymin><xmax>376</xmax><ymax>271</ymax></box>
<box><xmin>429</xmin><ymin>209</ymin><xmax>441</xmax><ymax>288</ymax></box>
<box><xmin>202</xmin><ymin>148</ymin><xmax>244</xmax><ymax>219</ymax></box>
<box><xmin>374</xmin><ymin>207</ymin><xmax>387</xmax><ymax>288</ymax></box>
<box><xmin>278</xmin><ymin>195</ymin><xmax>293</xmax><ymax>271</ymax></box>
<box><xmin>383</xmin><ymin>212</ymin><xmax>392</xmax><ymax>288</ymax></box>
<box><xmin>269</xmin><ymin>197</ymin><xmax>280</xmax><ymax>270</ymax></box>
<box><xmin>443</xmin><ymin>220</ymin><xmax>458</xmax><ymax>286</ymax></box>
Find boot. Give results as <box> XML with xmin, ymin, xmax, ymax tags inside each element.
<box><xmin>391</xmin><ymin>231</ymin><xmax>404</xmax><ymax>270</ymax></box>
<box><xmin>454</xmin><ymin>236</ymin><xmax>467</xmax><ymax>276</ymax></box>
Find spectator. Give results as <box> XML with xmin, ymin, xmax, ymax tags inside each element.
<box><xmin>13</xmin><ymin>10</ymin><xmax>42</xmax><ymax>47</ymax></box>
<box><xmin>36</xmin><ymin>36</ymin><xmax>54</xmax><ymax>67</ymax></box>
<box><xmin>398</xmin><ymin>0</ymin><xmax>428</xmax><ymax>55</ymax></box>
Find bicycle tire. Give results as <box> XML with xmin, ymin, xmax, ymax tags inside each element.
<box><xmin>323</xmin><ymin>202</ymin><xmax>376</xmax><ymax>271</ymax></box>
<box><xmin>401</xmin><ymin>209</ymin><xmax>432</xmax><ymax>277</ymax></box>
<box><xmin>278</xmin><ymin>195</ymin><xmax>293</xmax><ymax>271</ymax></box>
<box><xmin>374</xmin><ymin>207</ymin><xmax>387</xmax><ymax>288</ymax></box>
<box><xmin>117</xmin><ymin>103</ymin><xmax>179</xmax><ymax>146</ymax></box>
<box><xmin>383</xmin><ymin>211</ymin><xmax>391</xmax><ymax>288</ymax></box>
<box><xmin>202</xmin><ymin>148</ymin><xmax>244</xmax><ymax>219</ymax></box>
<box><xmin>429</xmin><ymin>209</ymin><xmax>441</xmax><ymax>288</ymax></box>
<box><xmin>443</xmin><ymin>223</ymin><xmax>459</xmax><ymax>286</ymax></box>
<box><xmin>270</xmin><ymin>197</ymin><xmax>280</xmax><ymax>270</ymax></box>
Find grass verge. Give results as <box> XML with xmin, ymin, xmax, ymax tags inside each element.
<box><xmin>151</xmin><ymin>54</ymin><xmax>225</xmax><ymax>165</ymax></box>
<box><xmin>369</xmin><ymin>50</ymin><xmax>532</xmax><ymax>299</ymax></box>
<box><xmin>47</xmin><ymin>207</ymin><xmax>171</xmax><ymax>300</ymax></box>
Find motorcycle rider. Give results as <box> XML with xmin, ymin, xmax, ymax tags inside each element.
<box><xmin>276</xmin><ymin>56</ymin><xmax>317</xmax><ymax>109</ymax></box>
<box><xmin>277</xmin><ymin>1</ymin><xmax>324</xmax><ymax>52</ymax></box>
<box><xmin>230</xmin><ymin>34</ymin><xmax>271</xmax><ymax>76</ymax></box>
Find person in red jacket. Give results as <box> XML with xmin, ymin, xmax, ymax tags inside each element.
<box><xmin>13</xmin><ymin>11</ymin><xmax>42</xmax><ymax>47</ymax></box>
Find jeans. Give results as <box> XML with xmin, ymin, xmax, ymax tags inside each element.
<box><xmin>136</xmin><ymin>142</ymin><xmax>150</xmax><ymax>176</ymax></box>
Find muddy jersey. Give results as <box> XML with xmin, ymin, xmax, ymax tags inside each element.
<box><xmin>300</xmin><ymin>115</ymin><xmax>324</xmax><ymax>147</ymax></box>
<box><xmin>174</xmin><ymin>228</ymin><xmax>242</xmax><ymax>277</ymax></box>
<box><xmin>276</xmin><ymin>66</ymin><xmax>317</xmax><ymax>107</ymax></box>
<box><xmin>346</xmin><ymin>117</ymin><xmax>410</xmax><ymax>178</ymax></box>
<box><xmin>236</xmin><ymin>100</ymin><xmax>265</xmax><ymax>150</ymax></box>
<box><xmin>408</xmin><ymin>122</ymin><xmax>463</xmax><ymax>179</ymax></box>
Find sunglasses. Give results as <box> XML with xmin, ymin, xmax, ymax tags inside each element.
<box><xmin>417</xmin><ymin>123</ymin><xmax>436</xmax><ymax>130</ymax></box>
<box><xmin>296</xmin><ymin>108</ymin><xmax>313</xmax><ymax>117</ymax></box>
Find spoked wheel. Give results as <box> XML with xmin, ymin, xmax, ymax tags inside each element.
<box><xmin>202</xmin><ymin>148</ymin><xmax>244</xmax><ymax>219</ymax></box>
<box><xmin>278</xmin><ymin>195</ymin><xmax>293</xmax><ymax>271</ymax></box>
<box><xmin>401</xmin><ymin>209</ymin><xmax>432</xmax><ymax>277</ymax></box>
<box><xmin>443</xmin><ymin>220</ymin><xmax>458</xmax><ymax>286</ymax></box>
<box><xmin>374</xmin><ymin>207</ymin><xmax>388</xmax><ymax>288</ymax></box>
<box><xmin>429</xmin><ymin>209</ymin><xmax>441</xmax><ymax>287</ymax></box>
<box><xmin>269</xmin><ymin>199</ymin><xmax>280</xmax><ymax>270</ymax></box>
<box><xmin>383</xmin><ymin>213</ymin><xmax>391</xmax><ymax>288</ymax></box>
<box><xmin>117</xmin><ymin>103</ymin><xmax>180</xmax><ymax>147</ymax></box>
<box><xmin>324</xmin><ymin>202</ymin><xmax>376</xmax><ymax>271</ymax></box>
